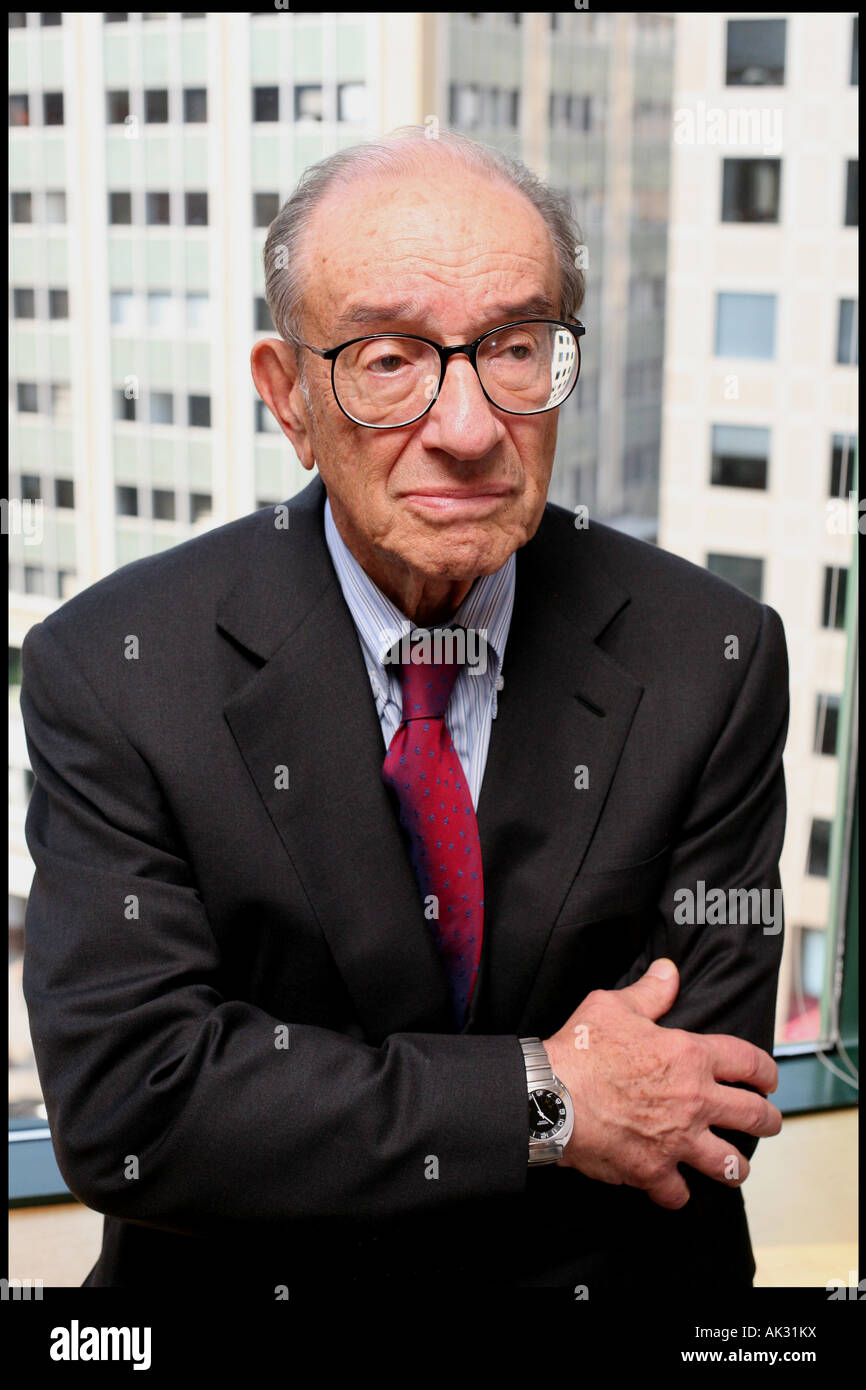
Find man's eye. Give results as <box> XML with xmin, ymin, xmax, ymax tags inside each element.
<box><xmin>369</xmin><ymin>354</ymin><xmax>406</xmax><ymax>373</ymax></box>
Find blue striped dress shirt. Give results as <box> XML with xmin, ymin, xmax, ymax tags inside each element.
<box><xmin>323</xmin><ymin>496</ymin><xmax>515</xmax><ymax>811</ymax></box>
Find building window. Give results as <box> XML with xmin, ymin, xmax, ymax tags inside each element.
<box><xmin>254</xmin><ymin>297</ymin><xmax>274</xmax><ymax>332</ymax></box>
<box><xmin>147</xmin><ymin>292</ymin><xmax>178</xmax><ymax>330</ymax></box>
<box><xmin>11</xmin><ymin>191</ymin><xmax>32</xmax><ymax>222</ymax></box>
<box><xmin>113</xmin><ymin>388</ymin><xmax>136</xmax><ymax>422</ymax></box>
<box><xmin>109</xmin><ymin>191</ymin><xmax>132</xmax><ymax>224</ymax></box>
<box><xmin>721</xmin><ymin>158</ymin><xmax>780</xmax><ymax>222</ymax></box>
<box><xmin>43</xmin><ymin>92</ymin><xmax>64</xmax><ymax>126</ymax></box>
<box><xmin>9</xmin><ymin>94</ymin><xmax>29</xmax><ymax>126</ymax></box>
<box><xmin>9</xmin><ymin>646</ymin><xmax>23</xmax><ymax>687</ymax></box>
<box><xmin>48</xmin><ymin>288</ymin><xmax>68</xmax><ymax>319</ymax></box>
<box><xmin>338</xmin><ymin>83</ymin><xmax>366</xmax><ymax>123</ymax></box>
<box><xmin>146</xmin><ymin>192</ymin><xmax>171</xmax><ymax>225</ymax></box>
<box><xmin>829</xmin><ymin>434</ymin><xmax>857</xmax><ymax>498</ymax></box>
<box><xmin>50</xmin><ymin>383</ymin><xmax>71</xmax><ymax>419</ymax></box>
<box><xmin>104</xmin><ymin>13</ymin><xmax>129</xmax><ymax>22</ymax></box>
<box><xmin>152</xmin><ymin>488</ymin><xmax>176</xmax><ymax>521</ymax></box>
<box><xmin>706</xmin><ymin>553</ymin><xmax>764</xmax><ymax>601</ymax></box>
<box><xmin>13</xmin><ymin>288</ymin><xmax>35</xmax><ymax>318</ymax></box>
<box><xmin>710</xmin><ymin>424</ymin><xmax>769</xmax><ymax>489</ymax></box>
<box><xmin>715</xmin><ymin>292</ymin><xmax>776</xmax><ymax>359</ymax></box>
<box><xmin>9</xmin><ymin>14</ymin><xmax>27</xmax><ymax>27</ymax></box>
<box><xmin>17</xmin><ymin>383</ymin><xmax>39</xmax><ymax>413</ymax></box>
<box><xmin>106</xmin><ymin>90</ymin><xmax>130</xmax><ymax>124</ymax></box>
<box><xmin>54</xmin><ymin>477</ymin><xmax>75</xmax><ymax>509</ymax></box>
<box><xmin>144</xmin><ymin>89</ymin><xmax>169</xmax><ymax>123</ymax></box>
<box><xmin>852</xmin><ymin>16</ymin><xmax>858</xmax><ymax>85</ymax></box>
<box><xmin>40</xmin><ymin>12</ymin><xmax>62</xmax><ymax>24</ymax></box>
<box><xmin>185</xmin><ymin>292</ymin><xmax>209</xmax><ymax>331</ymax></box>
<box><xmin>255</xmin><ymin>398</ymin><xmax>281</xmax><ymax>434</ymax></box>
<box><xmin>844</xmin><ymin>160</ymin><xmax>858</xmax><ymax>226</ymax></box>
<box><xmin>24</xmin><ymin>566</ymin><xmax>47</xmax><ymax>595</ymax></box>
<box><xmin>836</xmin><ymin>299</ymin><xmax>858</xmax><ymax>364</ymax></box>
<box><xmin>294</xmin><ymin>85</ymin><xmax>323</xmax><ymax>122</ymax></box>
<box><xmin>814</xmin><ymin>694</ymin><xmax>841</xmax><ymax>756</ymax></box>
<box><xmin>449</xmin><ymin>83</ymin><xmax>482</xmax><ymax>129</ymax></box>
<box><xmin>183</xmin><ymin>87</ymin><xmax>207</xmax><ymax>123</ymax></box>
<box><xmin>110</xmin><ymin>290</ymin><xmax>136</xmax><ymax>327</ymax></box>
<box><xmin>254</xmin><ymin>192</ymin><xmax>279</xmax><ymax>228</ymax></box>
<box><xmin>185</xmin><ymin>192</ymin><xmax>208</xmax><ymax>226</ymax></box>
<box><xmin>821</xmin><ymin>566</ymin><xmax>848</xmax><ymax>629</ymax></box>
<box><xmin>20</xmin><ymin>474</ymin><xmax>41</xmax><ymax>502</ymax></box>
<box><xmin>188</xmin><ymin>395</ymin><xmax>211</xmax><ymax>428</ymax></box>
<box><xmin>725</xmin><ymin>18</ymin><xmax>786</xmax><ymax>85</ymax></box>
<box><xmin>806</xmin><ymin>819</ymin><xmax>832</xmax><ymax>877</ymax></box>
<box><xmin>149</xmin><ymin>392</ymin><xmax>174</xmax><ymax>425</ymax></box>
<box><xmin>190</xmin><ymin>492</ymin><xmax>212</xmax><ymax>523</ymax></box>
<box><xmin>253</xmin><ymin>86</ymin><xmax>279</xmax><ymax>122</ymax></box>
<box><xmin>116</xmin><ymin>484</ymin><xmax>138</xmax><ymax>516</ymax></box>
<box><xmin>45</xmin><ymin>190</ymin><xmax>66</xmax><ymax>223</ymax></box>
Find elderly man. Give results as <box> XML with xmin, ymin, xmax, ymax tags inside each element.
<box><xmin>21</xmin><ymin>127</ymin><xmax>787</xmax><ymax>1294</ymax></box>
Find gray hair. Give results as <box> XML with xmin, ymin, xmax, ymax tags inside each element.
<box><xmin>262</xmin><ymin>125</ymin><xmax>585</xmax><ymax>395</ymax></box>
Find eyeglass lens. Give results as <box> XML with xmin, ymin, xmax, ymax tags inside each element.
<box><xmin>333</xmin><ymin>322</ymin><xmax>579</xmax><ymax>426</ymax></box>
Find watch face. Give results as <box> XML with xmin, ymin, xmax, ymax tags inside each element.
<box><xmin>528</xmin><ymin>1087</ymin><xmax>567</xmax><ymax>1141</ymax></box>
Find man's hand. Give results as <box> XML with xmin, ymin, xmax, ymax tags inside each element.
<box><xmin>543</xmin><ymin>958</ymin><xmax>782</xmax><ymax>1210</ymax></box>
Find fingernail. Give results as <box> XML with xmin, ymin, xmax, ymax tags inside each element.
<box><xmin>648</xmin><ymin>958</ymin><xmax>675</xmax><ymax>979</ymax></box>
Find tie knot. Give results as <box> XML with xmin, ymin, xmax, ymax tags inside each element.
<box><xmin>396</xmin><ymin>644</ymin><xmax>462</xmax><ymax>721</ymax></box>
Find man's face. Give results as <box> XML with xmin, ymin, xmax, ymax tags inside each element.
<box><xmin>255</xmin><ymin>160</ymin><xmax>564</xmax><ymax>610</ymax></box>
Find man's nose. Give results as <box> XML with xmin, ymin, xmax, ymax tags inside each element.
<box><xmin>419</xmin><ymin>353</ymin><xmax>503</xmax><ymax>459</ymax></box>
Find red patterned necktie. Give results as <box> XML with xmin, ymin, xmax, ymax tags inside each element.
<box><xmin>382</xmin><ymin>650</ymin><xmax>484</xmax><ymax>1030</ymax></box>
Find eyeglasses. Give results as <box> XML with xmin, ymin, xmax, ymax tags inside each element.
<box><xmin>295</xmin><ymin>318</ymin><xmax>586</xmax><ymax>429</ymax></box>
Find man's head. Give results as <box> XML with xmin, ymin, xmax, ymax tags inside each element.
<box><xmin>251</xmin><ymin>128</ymin><xmax>584</xmax><ymax>623</ymax></box>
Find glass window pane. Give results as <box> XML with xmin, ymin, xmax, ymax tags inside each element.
<box><xmin>188</xmin><ymin>395</ymin><xmax>210</xmax><ymax>427</ymax></box>
<box><xmin>721</xmin><ymin>158</ymin><xmax>781</xmax><ymax>222</ymax></box>
<box><xmin>43</xmin><ymin>92</ymin><xmax>64</xmax><ymax>125</ymax></box>
<box><xmin>253</xmin><ymin>87</ymin><xmax>279</xmax><ymax>122</ymax></box>
<box><xmin>149</xmin><ymin>392</ymin><xmax>174</xmax><ymax>425</ymax></box>
<box><xmin>836</xmin><ymin>300</ymin><xmax>858</xmax><ymax>364</ymax></box>
<box><xmin>13</xmin><ymin>288</ymin><xmax>35</xmax><ymax>318</ymax></box>
<box><xmin>726</xmin><ymin>18</ymin><xmax>786</xmax><ymax>85</ymax></box>
<box><xmin>48</xmin><ymin>288</ymin><xmax>69</xmax><ymax>318</ymax></box>
<box><xmin>185</xmin><ymin>192</ymin><xmax>208</xmax><ymax>226</ymax></box>
<box><xmin>337</xmin><ymin>83</ymin><xmax>366</xmax><ymax>123</ymax></box>
<box><xmin>844</xmin><ymin>160</ymin><xmax>858</xmax><ymax>226</ymax></box>
<box><xmin>185</xmin><ymin>293</ymin><xmax>209</xmax><ymax>331</ymax></box>
<box><xmin>106</xmin><ymin>90</ymin><xmax>130</xmax><ymax>124</ymax></box>
<box><xmin>146</xmin><ymin>192</ymin><xmax>171</xmax><ymax>225</ymax></box>
<box><xmin>254</xmin><ymin>192</ymin><xmax>280</xmax><ymax>227</ymax></box>
<box><xmin>144</xmin><ymin>89</ymin><xmax>168</xmax><ymax>123</ymax></box>
<box><xmin>152</xmin><ymin>488</ymin><xmax>175</xmax><ymax>521</ymax></box>
<box><xmin>715</xmin><ymin>292</ymin><xmax>776</xmax><ymax>358</ymax></box>
<box><xmin>705</xmin><ymin>552</ymin><xmax>764</xmax><ymax>600</ymax></box>
<box><xmin>45</xmin><ymin>191</ymin><xmax>66</xmax><ymax>223</ymax></box>
<box><xmin>147</xmin><ymin>292</ymin><xmax>178</xmax><ymax>329</ymax></box>
<box><xmin>294</xmin><ymin>85</ymin><xmax>323</xmax><ymax>121</ymax></box>
<box><xmin>711</xmin><ymin>424</ymin><xmax>770</xmax><ymax>488</ymax></box>
<box><xmin>115</xmin><ymin>484</ymin><xmax>138</xmax><ymax>515</ymax></box>
<box><xmin>108</xmin><ymin>191</ymin><xmax>131</xmax><ymax>224</ymax></box>
<box><xmin>183</xmin><ymin>87</ymin><xmax>207</xmax><ymax>122</ymax></box>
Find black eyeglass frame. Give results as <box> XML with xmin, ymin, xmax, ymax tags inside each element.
<box><xmin>295</xmin><ymin>317</ymin><xmax>587</xmax><ymax>429</ymax></box>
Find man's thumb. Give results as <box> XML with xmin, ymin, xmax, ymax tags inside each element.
<box><xmin>620</xmin><ymin>958</ymin><xmax>680</xmax><ymax>1019</ymax></box>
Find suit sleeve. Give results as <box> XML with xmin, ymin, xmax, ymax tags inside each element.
<box><xmin>613</xmin><ymin>600</ymin><xmax>790</xmax><ymax>1161</ymax></box>
<box><xmin>20</xmin><ymin>619</ymin><xmax>529</xmax><ymax>1238</ymax></box>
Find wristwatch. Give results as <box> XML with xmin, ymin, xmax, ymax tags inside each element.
<box><xmin>520</xmin><ymin>1037</ymin><xmax>574</xmax><ymax>1166</ymax></box>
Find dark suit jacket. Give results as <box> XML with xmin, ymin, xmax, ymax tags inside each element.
<box><xmin>20</xmin><ymin>473</ymin><xmax>788</xmax><ymax>1294</ymax></box>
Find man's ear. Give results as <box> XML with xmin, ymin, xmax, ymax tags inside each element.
<box><xmin>250</xmin><ymin>338</ymin><xmax>316</xmax><ymax>471</ymax></box>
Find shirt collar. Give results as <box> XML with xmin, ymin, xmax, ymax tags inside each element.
<box><xmin>323</xmin><ymin>495</ymin><xmax>515</xmax><ymax>680</ymax></box>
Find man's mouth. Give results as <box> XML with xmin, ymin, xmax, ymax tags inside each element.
<box><xmin>400</xmin><ymin>485</ymin><xmax>512</xmax><ymax>516</ymax></box>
